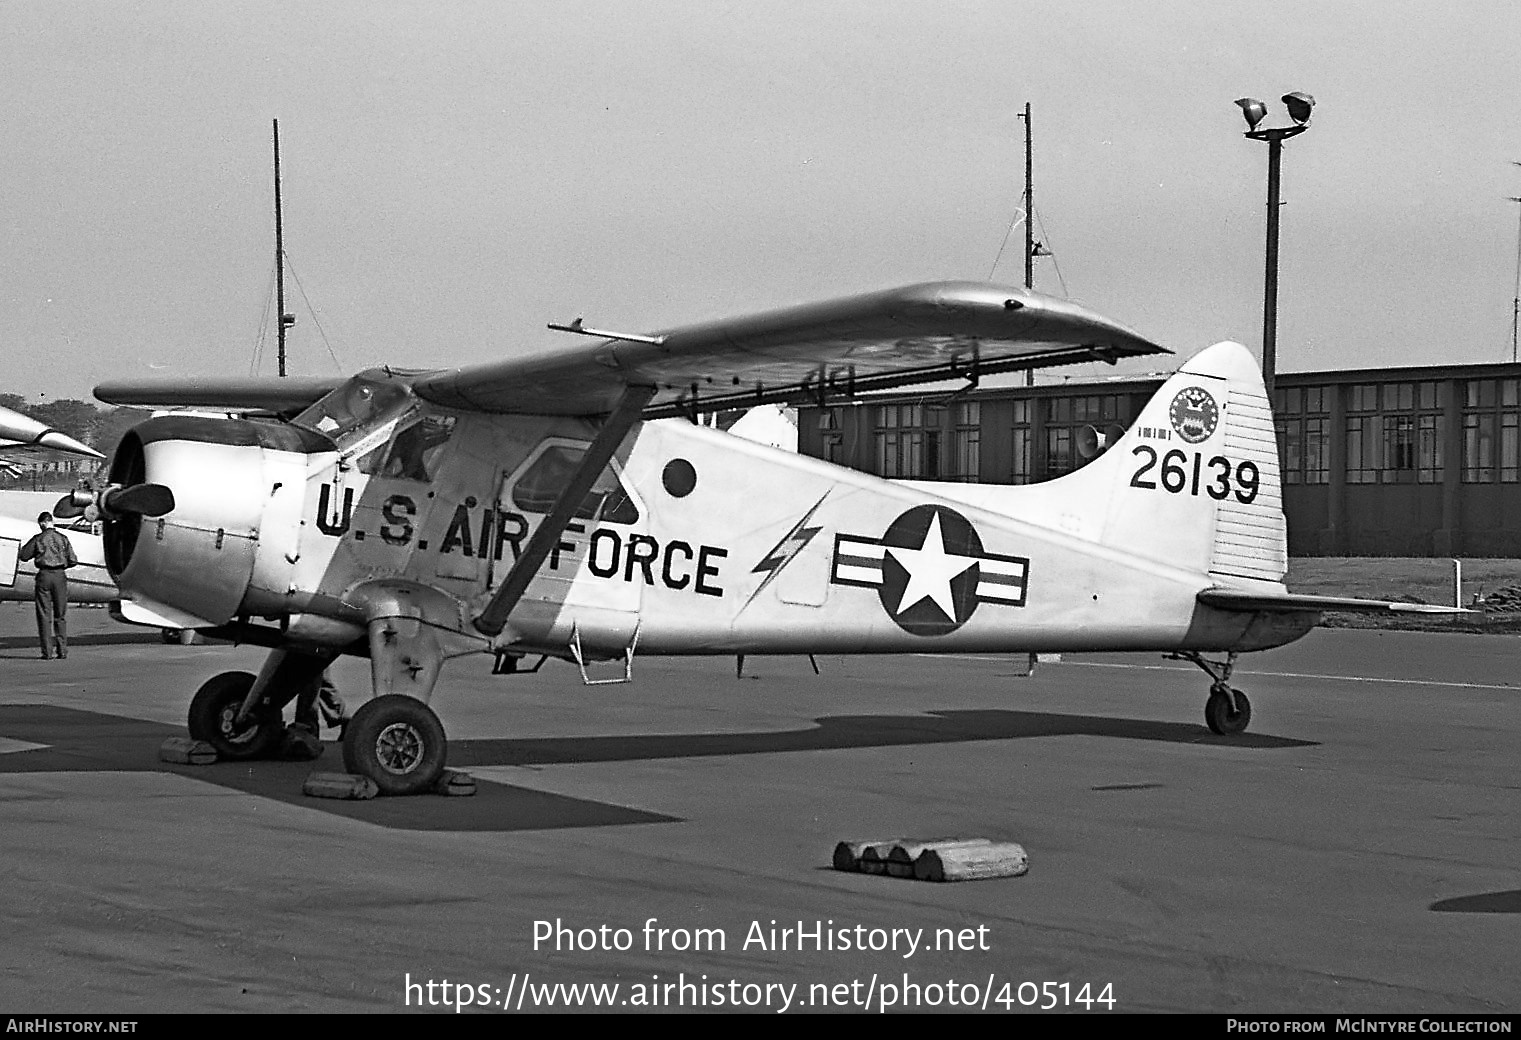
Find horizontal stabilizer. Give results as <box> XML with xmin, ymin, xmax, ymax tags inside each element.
<box><xmin>1199</xmin><ymin>587</ymin><xmax>1474</xmax><ymax>615</ymax></box>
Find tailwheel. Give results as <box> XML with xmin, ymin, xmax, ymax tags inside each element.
<box><xmin>1204</xmin><ymin>686</ymin><xmax>1252</xmax><ymax>735</ymax></box>
<box><xmin>342</xmin><ymin>695</ymin><xmax>446</xmax><ymax>796</ymax></box>
<box><xmin>187</xmin><ymin>670</ymin><xmax>284</xmax><ymax>760</ymax></box>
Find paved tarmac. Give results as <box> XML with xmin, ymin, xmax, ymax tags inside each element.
<box><xmin>0</xmin><ymin>601</ymin><xmax>1516</xmax><ymax>1014</ymax></box>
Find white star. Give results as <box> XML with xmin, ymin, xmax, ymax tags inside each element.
<box><xmin>885</xmin><ymin>512</ymin><xmax>977</xmax><ymax>620</ymax></box>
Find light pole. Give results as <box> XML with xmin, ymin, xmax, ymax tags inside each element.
<box><xmin>1235</xmin><ymin>92</ymin><xmax>1315</xmax><ymax>399</ymax></box>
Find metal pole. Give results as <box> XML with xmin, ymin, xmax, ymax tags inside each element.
<box><xmin>1023</xmin><ymin>101</ymin><xmax>1034</xmax><ymax>292</ymax></box>
<box><xmin>1020</xmin><ymin>102</ymin><xmax>1034</xmax><ymax>387</ymax></box>
<box><xmin>1262</xmin><ymin>133</ymin><xmax>1283</xmax><ymax>400</ymax></box>
<box><xmin>1508</xmin><ymin>194</ymin><xmax>1521</xmax><ymax>363</ymax></box>
<box><xmin>273</xmin><ymin>118</ymin><xmax>286</xmax><ymax>378</ymax></box>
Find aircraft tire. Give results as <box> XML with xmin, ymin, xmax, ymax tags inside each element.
<box><xmin>188</xmin><ymin>671</ymin><xmax>284</xmax><ymax>760</ymax></box>
<box><xmin>1204</xmin><ymin>688</ymin><xmax>1251</xmax><ymax>735</ymax></box>
<box><xmin>341</xmin><ymin>695</ymin><xmax>446</xmax><ymax>796</ymax></box>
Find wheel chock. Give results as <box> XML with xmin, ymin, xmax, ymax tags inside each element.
<box><xmin>914</xmin><ymin>841</ymin><xmax>1028</xmax><ymax>882</ymax></box>
<box><xmin>833</xmin><ymin>837</ymin><xmax>1027</xmax><ymax>882</ymax></box>
<box><xmin>302</xmin><ymin>772</ymin><xmax>379</xmax><ymax>800</ymax></box>
<box><xmin>888</xmin><ymin>838</ymin><xmax>992</xmax><ymax>876</ymax></box>
<box><xmin>433</xmin><ymin>770</ymin><xmax>476</xmax><ymax>797</ymax></box>
<box><xmin>832</xmin><ymin>839</ymin><xmax>903</xmax><ymax>872</ymax></box>
<box><xmin>856</xmin><ymin>843</ymin><xmax>898</xmax><ymax>875</ymax></box>
<box><xmin>159</xmin><ymin>737</ymin><xmax>217</xmax><ymax>765</ymax></box>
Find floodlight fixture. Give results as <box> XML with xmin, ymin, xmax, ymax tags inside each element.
<box><xmin>1281</xmin><ymin>92</ymin><xmax>1316</xmax><ymax>125</ymax></box>
<box><xmin>1233</xmin><ymin>90</ymin><xmax>1317</xmax><ymax>397</ymax></box>
<box><xmin>1234</xmin><ymin>97</ymin><xmax>1268</xmax><ymax>132</ymax></box>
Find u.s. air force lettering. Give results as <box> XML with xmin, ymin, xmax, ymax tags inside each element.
<box><xmin>830</xmin><ymin>505</ymin><xmax>1029</xmax><ymax>636</ymax></box>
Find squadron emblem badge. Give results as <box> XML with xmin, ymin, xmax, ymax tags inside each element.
<box><xmin>1168</xmin><ymin>387</ymin><xmax>1220</xmax><ymax>444</ymax></box>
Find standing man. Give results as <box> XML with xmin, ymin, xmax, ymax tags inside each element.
<box><xmin>19</xmin><ymin>512</ymin><xmax>77</xmax><ymax>660</ymax></box>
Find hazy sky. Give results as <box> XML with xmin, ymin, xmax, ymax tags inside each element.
<box><xmin>4</xmin><ymin>1</ymin><xmax>1520</xmax><ymax>403</ymax></box>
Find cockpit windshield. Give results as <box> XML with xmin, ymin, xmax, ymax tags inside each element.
<box><xmin>292</xmin><ymin>375</ymin><xmax>415</xmax><ymax>448</ymax></box>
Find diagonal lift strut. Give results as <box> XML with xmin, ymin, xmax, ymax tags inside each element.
<box><xmin>472</xmin><ymin>385</ymin><xmax>655</xmax><ymax>638</ymax></box>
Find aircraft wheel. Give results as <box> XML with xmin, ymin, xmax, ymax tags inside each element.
<box><xmin>187</xmin><ymin>671</ymin><xmax>284</xmax><ymax>759</ymax></box>
<box><xmin>342</xmin><ymin>695</ymin><xmax>446</xmax><ymax>796</ymax></box>
<box><xmin>1204</xmin><ymin>687</ymin><xmax>1252</xmax><ymax>736</ymax></box>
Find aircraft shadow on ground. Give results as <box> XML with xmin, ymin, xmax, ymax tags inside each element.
<box><xmin>1429</xmin><ymin>890</ymin><xmax>1521</xmax><ymax>914</ymax></box>
<box><xmin>0</xmin><ymin>705</ymin><xmax>677</xmax><ymax>834</ymax></box>
<box><xmin>0</xmin><ymin>703</ymin><xmax>1315</xmax><ymax>834</ymax></box>
<box><xmin>448</xmin><ymin>706</ymin><xmax>1317</xmax><ymax>768</ymax></box>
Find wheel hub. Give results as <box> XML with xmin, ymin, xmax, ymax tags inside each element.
<box><xmin>374</xmin><ymin>722</ymin><xmax>424</xmax><ymax>775</ymax></box>
<box><xmin>217</xmin><ymin>705</ymin><xmax>258</xmax><ymax>745</ymax></box>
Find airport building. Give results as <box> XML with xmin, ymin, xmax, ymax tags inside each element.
<box><xmin>797</xmin><ymin>361</ymin><xmax>1521</xmax><ymax>557</ymax></box>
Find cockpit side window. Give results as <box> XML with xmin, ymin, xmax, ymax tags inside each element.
<box><xmin>511</xmin><ymin>445</ymin><xmax>639</xmax><ymax>525</ymax></box>
<box><xmin>293</xmin><ymin>376</ymin><xmax>413</xmax><ymax>447</ymax></box>
<box><xmin>358</xmin><ymin>414</ymin><xmax>457</xmax><ymax>481</ymax></box>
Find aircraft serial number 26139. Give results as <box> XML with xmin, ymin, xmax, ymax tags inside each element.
<box><xmin>1129</xmin><ymin>448</ymin><xmax>1260</xmax><ymax>503</ymax></box>
<box><xmin>74</xmin><ymin>281</ymin><xmax>1459</xmax><ymax>796</ymax></box>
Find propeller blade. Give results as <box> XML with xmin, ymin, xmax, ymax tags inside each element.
<box><xmin>102</xmin><ymin>483</ymin><xmax>176</xmax><ymax>518</ymax></box>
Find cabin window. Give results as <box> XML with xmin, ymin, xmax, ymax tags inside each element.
<box><xmin>359</xmin><ymin>414</ymin><xmax>456</xmax><ymax>481</ymax></box>
<box><xmin>511</xmin><ymin>445</ymin><xmax>639</xmax><ymax>525</ymax></box>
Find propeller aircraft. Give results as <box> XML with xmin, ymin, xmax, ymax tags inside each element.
<box><xmin>76</xmin><ymin>281</ymin><xmax>1459</xmax><ymax>795</ymax></box>
<box><xmin>0</xmin><ymin>405</ymin><xmax>114</xmax><ymax>605</ymax></box>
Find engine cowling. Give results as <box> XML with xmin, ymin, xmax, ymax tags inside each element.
<box><xmin>104</xmin><ymin>415</ymin><xmax>334</xmax><ymax>626</ymax></box>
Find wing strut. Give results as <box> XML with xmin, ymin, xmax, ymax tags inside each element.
<box><xmin>472</xmin><ymin>385</ymin><xmax>656</xmax><ymax>638</ymax></box>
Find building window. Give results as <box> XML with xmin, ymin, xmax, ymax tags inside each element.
<box><xmin>875</xmin><ymin>403</ymin><xmax>921</xmax><ymax>478</ymax></box>
<box><xmin>1304</xmin><ymin>416</ymin><xmax>1330</xmax><ymax>483</ymax></box>
<box><xmin>1343</xmin><ymin>380</ymin><xmax>1442</xmax><ymax>484</ymax></box>
<box><xmin>1044</xmin><ymin>393</ymin><xmax>1124</xmax><ymax>478</ymax></box>
<box><xmin>1418</xmin><ymin>414</ymin><xmax>1443</xmax><ymax>483</ymax></box>
<box><xmin>1011</xmin><ymin>399</ymin><xmax>1033</xmax><ymax>484</ymax></box>
<box><xmin>951</xmin><ymin>401</ymin><xmax>980</xmax><ymax>481</ymax></box>
<box><xmin>1346</xmin><ymin>415</ymin><xmax>1380</xmax><ymax>484</ymax></box>
<box><xmin>1383</xmin><ymin>414</ymin><xmax>1416</xmax><ymax>477</ymax></box>
<box><xmin>874</xmin><ymin>402</ymin><xmax>944</xmax><ymax>478</ymax></box>
<box><xmin>1275</xmin><ymin>385</ymin><xmax>1330</xmax><ymax>485</ymax></box>
<box><xmin>1462</xmin><ymin>378</ymin><xmax>1519</xmax><ymax>483</ymax></box>
<box><xmin>1464</xmin><ymin>413</ymin><xmax>1495</xmax><ymax>482</ymax></box>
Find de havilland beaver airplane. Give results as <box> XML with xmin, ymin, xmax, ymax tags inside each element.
<box><xmin>74</xmin><ymin>281</ymin><xmax>1459</xmax><ymax>795</ymax></box>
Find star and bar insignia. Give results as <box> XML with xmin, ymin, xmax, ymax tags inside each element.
<box><xmin>830</xmin><ymin>504</ymin><xmax>1029</xmax><ymax>636</ymax></box>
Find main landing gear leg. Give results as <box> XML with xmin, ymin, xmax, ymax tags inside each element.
<box><xmin>1167</xmin><ymin>650</ymin><xmax>1253</xmax><ymax>735</ymax></box>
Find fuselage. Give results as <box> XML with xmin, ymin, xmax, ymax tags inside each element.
<box><xmin>101</xmin><ymin>375</ymin><xmax>1310</xmax><ymax>662</ymax></box>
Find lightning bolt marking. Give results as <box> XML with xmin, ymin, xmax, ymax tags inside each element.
<box><xmin>744</xmin><ymin>493</ymin><xmax>829</xmax><ymax>608</ymax></box>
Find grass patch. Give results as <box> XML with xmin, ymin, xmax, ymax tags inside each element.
<box><xmin>1285</xmin><ymin>558</ymin><xmax>1521</xmax><ymax>633</ymax></box>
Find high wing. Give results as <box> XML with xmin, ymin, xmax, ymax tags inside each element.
<box><xmin>1198</xmin><ymin>587</ymin><xmax>1471</xmax><ymax>615</ymax></box>
<box><xmin>0</xmin><ymin>403</ymin><xmax>101</xmax><ymax>459</ymax></box>
<box><xmin>94</xmin><ymin>375</ymin><xmax>345</xmax><ymax>413</ymax></box>
<box><xmin>94</xmin><ymin>282</ymin><xmax>1166</xmax><ymax>417</ymax></box>
<box><xmin>416</xmin><ymin>281</ymin><xmax>1166</xmax><ymax>417</ymax></box>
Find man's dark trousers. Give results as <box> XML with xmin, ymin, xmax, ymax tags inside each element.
<box><xmin>35</xmin><ymin>568</ymin><xmax>67</xmax><ymax>658</ymax></box>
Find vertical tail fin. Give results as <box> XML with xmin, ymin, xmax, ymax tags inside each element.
<box><xmin>910</xmin><ymin>341</ymin><xmax>1286</xmax><ymax>584</ymax></box>
<box><xmin>1091</xmin><ymin>340</ymin><xmax>1286</xmax><ymax>583</ymax></box>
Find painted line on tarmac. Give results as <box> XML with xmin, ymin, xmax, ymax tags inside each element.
<box><xmin>916</xmin><ymin>654</ymin><xmax>1519</xmax><ymax>692</ymax></box>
